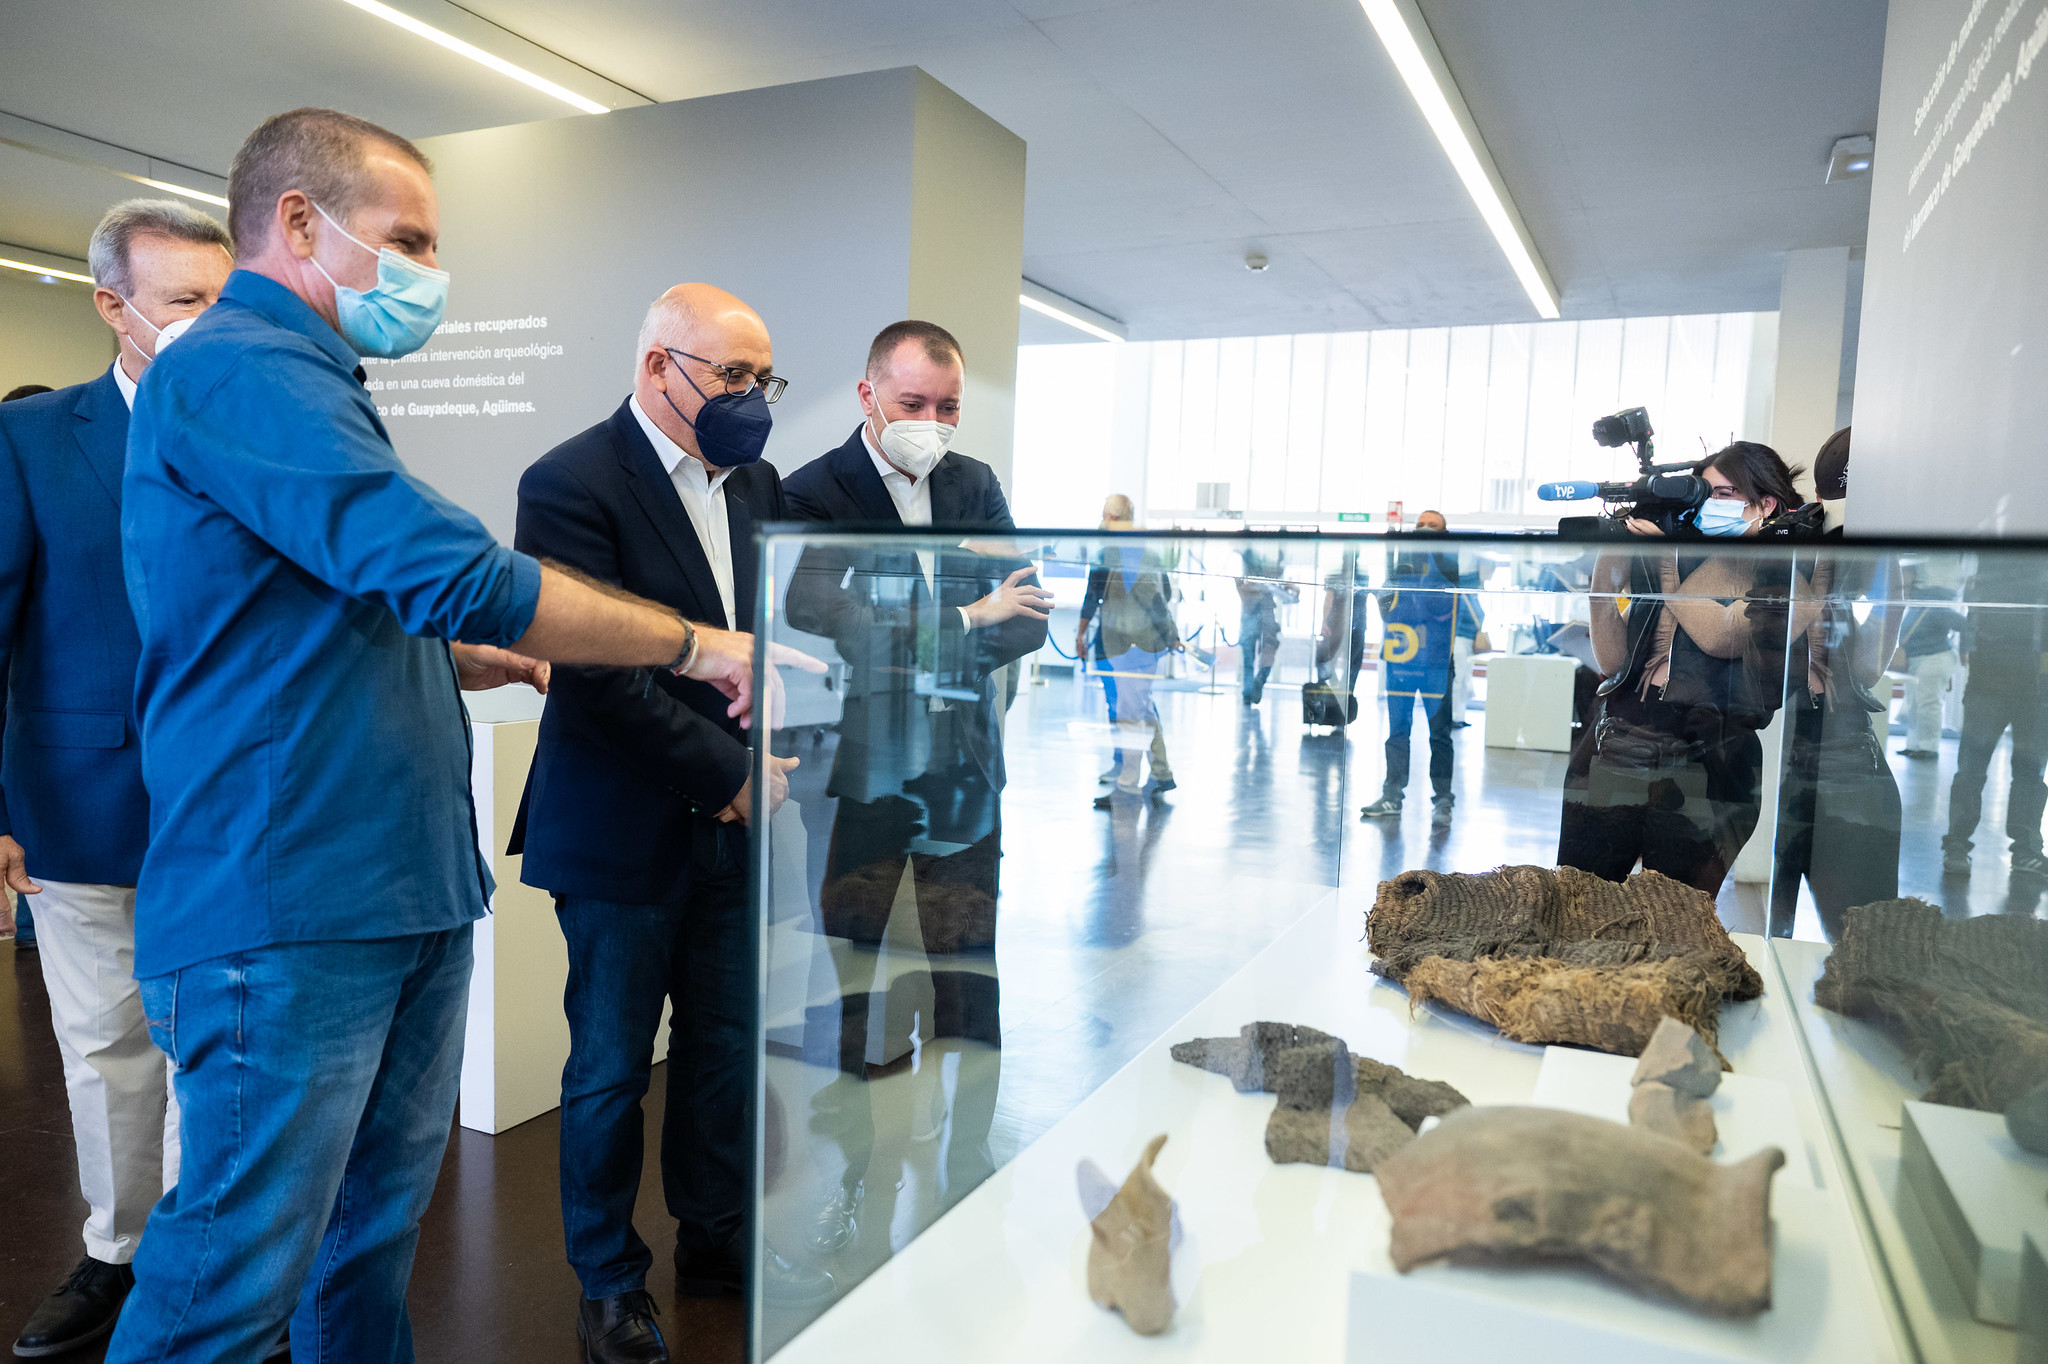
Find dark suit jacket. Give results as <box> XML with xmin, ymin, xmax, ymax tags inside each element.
<box><xmin>509</xmin><ymin>398</ymin><xmax>784</xmax><ymax>903</ymax></box>
<box><xmin>781</xmin><ymin>427</ymin><xmax>1046</xmax><ymax>820</ymax></box>
<box><xmin>0</xmin><ymin>370</ymin><xmax>150</xmax><ymax>885</ymax></box>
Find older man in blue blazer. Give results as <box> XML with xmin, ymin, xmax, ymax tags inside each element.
<box><xmin>0</xmin><ymin>199</ymin><xmax>231</xmax><ymax>1358</ymax></box>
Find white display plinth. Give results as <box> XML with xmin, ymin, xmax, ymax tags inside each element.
<box><xmin>461</xmin><ymin>687</ymin><xmax>571</xmax><ymax>1135</ymax></box>
<box><xmin>1528</xmin><ymin>1045</ymin><xmax>1810</xmax><ymax>1188</ymax></box>
<box><xmin>1900</xmin><ymin>1099</ymin><xmax>2048</xmax><ymax>1325</ymax></box>
<box><xmin>1771</xmin><ymin>939</ymin><xmax>2014</xmax><ymax>1364</ymax></box>
<box><xmin>770</xmin><ymin>903</ymin><xmax>1899</xmax><ymax>1363</ymax></box>
<box><xmin>1482</xmin><ymin>653</ymin><xmax>1578</xmax><ymax>752</ymax></box>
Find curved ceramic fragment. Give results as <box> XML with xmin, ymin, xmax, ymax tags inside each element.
<box><xmin>1086</xmin><ymin>1133</ymin><xmax>1177</xmax><ymax>1335</ymax></box>
<box><xmin>1375</xmin><ymin>1106</ymin><xmax>1784</xmax><ymax>1317</ymax></box>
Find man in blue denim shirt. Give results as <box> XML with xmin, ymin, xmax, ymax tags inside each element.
<box><xmin>108</xmin><ymin>108</ymin><xmax>784</xmax><ymax>1364</ymax></box>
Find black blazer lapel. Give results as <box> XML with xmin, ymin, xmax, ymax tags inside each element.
<box><xmin>72</xmin><ymin>370</ymin><xmax>129</xmax><ymax>509</ymax></box>
<box><xmin>726</xmin><ymin>481</ymin><xmax>759</xmax><ymax>633</ymax></box>
<box><xmin>609</xmin><ymin>401</ymin><xmax>730</xmax><ymax>628</ymax></box>
<box><xmin>926</xmin><ymin>453</ymin><xmax>969</xmax><ymax>526</ymax></box>
<box><xmin>831</xmin><ymin>428</ymin><xmax>903</xmax><ymax>525</ymax></box>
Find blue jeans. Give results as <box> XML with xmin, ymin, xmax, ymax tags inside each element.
<box><xmin>1383</xmin><ymin>689</ymin><xmax>1454</xmax><ymax>802</ymax></box>
<box><xmin>558</xmin><ymin>880</ymin><xmax>751</xmax><ymax>1299</ymax></box>
<box><xmin>107</xmin><ymin>926</ymin><xmax>473</xmax><ymax>1364</ymax></box>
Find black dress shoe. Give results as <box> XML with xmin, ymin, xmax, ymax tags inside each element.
<box><xmin>576</xmin><ymin>1291</ymin><xmax>667</xmax><ymax>1364</ymax></box>
<box><xmin>761</xmin><ymin>1246</ymin><xmax>834</xmax><ymax>1309</ymax></box>
<box><xmin>12</xmin><ymin>1256</ymin><xmax>133</xmax><ymax>1357</ymax></box>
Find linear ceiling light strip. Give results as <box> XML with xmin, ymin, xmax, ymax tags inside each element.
<box><xmin>0</xmin><ymin>256</ymin><xmax>96</xmax><ymax>285</ymax></box>
<box><xmin>1357</xmin><ymin>0</ymin><xmax>1560</xmax><ymax>319</ymax></box>
<box><xmin>334</xmin><ymin>0</ymin><xmax>610</xmax><ymax>114</ymax></box>
<box><xmin>1019</xmin><ymin>293</ymin><xmax>1126</xmax><ymax>342</ymax></box>
<box><xmin>0</xmin><ymin>135</ymin><xmax>228</xmax><ymax>207</ymax></box>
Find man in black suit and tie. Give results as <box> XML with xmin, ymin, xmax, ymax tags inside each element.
<box><xmin>781</xmin><ymin>321</ymin><xmax>1049</xmax><ymax>1250</ymax></box>
<box><xmin>511</xmin><ymin>283</ymin><xmax>824</xmax><ymax>1363</ymax></box>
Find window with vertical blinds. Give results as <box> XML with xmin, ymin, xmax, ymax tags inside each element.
<box><xmin>1012</xmin><ymin>312</ymin><xmax>1774</xmax><ymax>529</ymax></box>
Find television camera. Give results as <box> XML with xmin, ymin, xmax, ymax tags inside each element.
<box><xmin>1538</xmin><ymin>407</ymin><xmax>1711</xmax><ymax>537</ymax></box>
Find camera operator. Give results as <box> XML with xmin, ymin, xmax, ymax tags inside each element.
<box><xmin>1558</xmin><ymin>441</ymin><xmax>1816</xmax><ymax>896</ymax></box>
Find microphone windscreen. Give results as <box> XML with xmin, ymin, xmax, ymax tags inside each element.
<box><xmin>1535</xmin><ymin>480</ymin><xmax>1601</xmax><ymax>502</ymax></box>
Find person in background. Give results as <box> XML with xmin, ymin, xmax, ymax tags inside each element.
<box><xmin>1235</xmin><ymin>547</ymin><xmax>1294</xmax><ymax>707</ymax></box>
<box><xmin>1765</xmin><ymin>427</ymin><xmax>1904</xmax><ymax>939</ymax></box>
<box><xmin>1084</xmin><ymin>495</ymin><xmax>1136</xmax><ymax>779</ymax></box>
<box><xmin>1940</xmin><ymin>555</ymin><xmax>2048</xmax><ymax>879</ymax></box>
<box><xmin>108</xmin><ymin>107</ymin><xmax>795</xmax><ymax>1364</ymax></box>
<box><xmin>1896</xmin><ymin>585</ymin><xmax>1965</xmax><ymax>759</ymax></box>
<box><xmin>1078</xmin><ymin>501</ymin><xmax>1182</xmax><ymax>808</ymax></box>
<box><xmin>1</xmin><ymin>198</ymin><xmax>231</xmax><ymax>1359</ymax></box>
<box><xmin>1360</xmin><ymin>512</ymin><xmax>1458</xmax><ymax>824</ymax></box>
<box><xmin>3</xmin><ymin>383</ymin><xmax>55</xmax><ymax>402</ymax></box>
<box><xmin>510</xmin><ymin>282</ymin><xmax>826</xmax><ymax>1361</ymax></box>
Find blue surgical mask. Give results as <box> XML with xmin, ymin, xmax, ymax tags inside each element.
<box><xmin>309</xmin><ymin>203</ymin><xmax>449</xmax><ymax>359</ymax></box>
<box><xmin>1695</xmin><ymin>498</ymin><xmax>1754</xmax><ymax>537</ymax></box>
<box><xmin>660</xmin><ymin>348</ymin><xmax>772</xmax><ymax>467</ymax></box>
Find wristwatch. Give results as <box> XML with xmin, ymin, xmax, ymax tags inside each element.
<box><xmin>666</xmin><ymin>619</ymin><xmax>700</xmax><ymax>676</ymax></box>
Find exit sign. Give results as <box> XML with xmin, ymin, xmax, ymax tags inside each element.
<box><xmin>1337</xmin><ymin>512</ymin><xmax>1370</xmax><ymax>522</ymax></box>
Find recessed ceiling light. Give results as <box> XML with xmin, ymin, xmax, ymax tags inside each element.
<box><xmin>1357</xmin><ymin>0</ymin><xmax>1559</xmax><ymax>319</ymax></box>
<box><xmin>0</xmin><ymin>256</ymin><xmax>94</xmax><ymax>285</ymax></box>
<box><xmin>1826</xmin><ymin>134</ymin><xmax>1875</xmax><ymax>184</ymax></box>
<box><xmin>333</xmin><ymin>0</ymin><xmax>610</xmax><ymax>115</ymax></box>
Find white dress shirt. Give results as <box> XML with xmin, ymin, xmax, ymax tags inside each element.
<box><xmin>112</xmin><ymin>360</ymin><xmax>138</xmax><ymax>411</ymax></box>
<box><xmin>630</xmin><ymin>395</ymin><xmax>736</xmax><ymax>628</ymax></box>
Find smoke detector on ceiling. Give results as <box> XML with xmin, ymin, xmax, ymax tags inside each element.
<box><xmin>1244</xmin><ymin>251</ymin><xmax>1269</xmax><ymax>272</ymax></box>
<box><xmin>1825</xmin><ymin>134</ymin><xmax>1874</xmax><ymax>184</ymax></box>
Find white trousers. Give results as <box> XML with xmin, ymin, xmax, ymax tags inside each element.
<box><xmin>1451</xmin><ymin>636</ymin><xmax>1474</xmax><ymax>722</ymax></box>
<box><xmin>32</xmin><ymin>879</ymin><xmax>178</xmax><ymax>1264</ymax></box>
<box><xmin>1905</xmin><ymin>650</ymin><xmax>1958</xmax><ymax>751</ymax></box>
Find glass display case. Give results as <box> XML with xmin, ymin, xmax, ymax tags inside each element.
<box><xmin>744</xmin><ymin>526</ymin><xmax>2048</xmax><ymax>1364</ymax></box>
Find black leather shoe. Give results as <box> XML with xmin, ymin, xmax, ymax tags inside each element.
<box><xmin>576</xmin><ymin>1291</ymin><xmax>667</xmax><ymax>1364</ymax></box>
<box><xmin>12</xmin><ymin>1256</ymin><xmax>133</xmax><ymax>1357</ymax></box>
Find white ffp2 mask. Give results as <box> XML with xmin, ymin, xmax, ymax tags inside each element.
<box><xmin>870</xmin><ymin>390</ymin><xmax>955</xmax><ymax>480</ymax></box>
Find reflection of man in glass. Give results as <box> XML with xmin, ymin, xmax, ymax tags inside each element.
<box><xmin>1078</xmin><ymin>498</ymin><xmax>1183</xmax><ymax>808</ymax></box>
<box><xmin>1236</xmin><ymin>547</ymin><xmax>1296</xmax><ymax>706</ymax></box>
<box><xmin>1360</xmin><ymin>512</ymin><xmax>1458</xmax><ymax>825</ymax></box>
<box><xmin>781</xmin><ymin>320</ymin><xmax>1050</xmax><ymax>1260</ymax></box>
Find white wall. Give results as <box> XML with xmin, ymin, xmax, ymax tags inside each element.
<box><xmin>1012</xmin><ymin>311</ymin><xmax>1774</xmax><ymax>531</ymax></box>
<box><xmin>391</xmin><ymin>69</ymin><xmax>1026</xmax><ymax>542</ymax></box>
<box><xmin>1853</xmin><ymin>0</ymin><xmax>2048</xmax><ymax>533</ymax></box>
<box><xmin>0</xmin><ymin>272</ymin><xmax>113</xmax><ymax>395</ymax></box>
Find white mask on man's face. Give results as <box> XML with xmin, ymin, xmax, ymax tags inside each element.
<box><xmin>869</xmin><ymin>385</ymin><xmax>955</xmax><ymax>480</ymax></box>
<box><xmin>119</xmin><ymin>296</ymin><xmax>196</xmax><ymax>361</ymax></box>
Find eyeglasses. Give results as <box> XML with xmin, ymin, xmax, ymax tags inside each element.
<box><xmin>665</xmin><ymin>348</ymin><xmax>787</xmax><ymax>403</ymax></box>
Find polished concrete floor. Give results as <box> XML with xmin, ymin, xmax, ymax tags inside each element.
<box><xmin>4</xmin><ymin>667</ymin><xmax>2040</xmax><ymax>1360</ymax></box>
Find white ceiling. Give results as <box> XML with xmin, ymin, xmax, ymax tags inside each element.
<box><xmin>0</xmin><ymin>0</ymin><xmax>1886</xmax><ymax>343</ymax></box>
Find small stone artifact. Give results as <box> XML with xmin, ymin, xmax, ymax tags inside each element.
<box><xmin>1084</xmin><ymin>1133</ymin><xmax>1176</xmax><ymax>1335</ymax></box>
<box><xmin>1627</xmin><ymin>1016</ymin><xmax>1721</xmax><ymax>1154</ymax></box>
<box><xmin>1376</xmin><ymin>1106</ymin><xmax>1785</xmax><ymax>1317</ymax></box>
<box><xmin>1815</xmin><ymin>897</ymin><xmax>2048</xmax><ymax>1113</ymax></box>
<box><xmin>1367</xmin><ymin>866</ymin><xmax>1764</xmax><ymax>1055</ymax></box>
<box><xmin>2009</xmin><ymin>1079</ymin><xmax>2048</xmax><ymax>1157</ymax></box>
<box><xmin>1173</xmin><ymin>1022</ymin><xmax>1469</xmax><ymax>1173</ymax></box>
<box><xmin>1171</xmin><ymin>1021</ymin><xmax>1338</xmax><ymax>1092</ymax></box>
